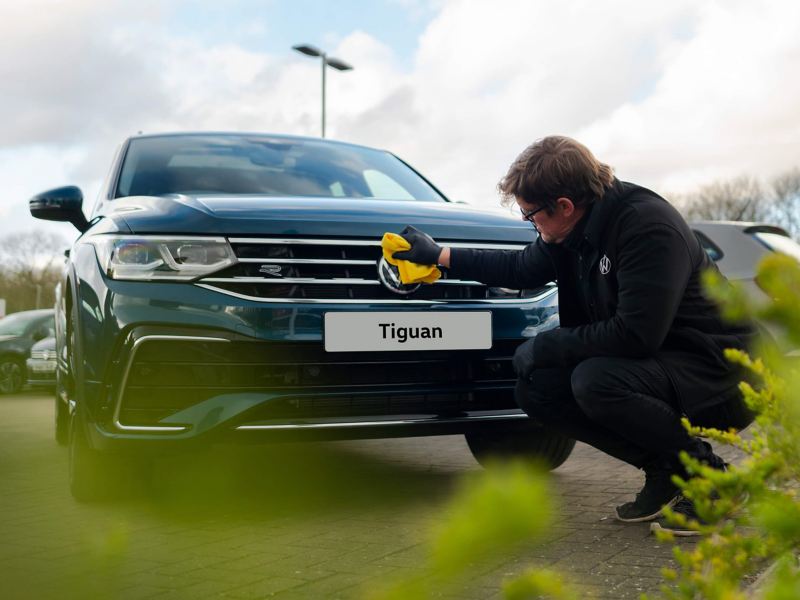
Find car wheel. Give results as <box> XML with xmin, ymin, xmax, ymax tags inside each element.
<box><xmin>54</xmin><ymin>394</ymin><xmax>69</xmax><ymax>446</ymax></box>
<box><xmin>0</xmin><ymin>359</ymin><xmax>24</xmax><ymax>394</ymax></box>
<box><xmin>65</xmin><ymin>304</ymin><xmax>117</xmax><ymax>501</ymax></box>
<box><xmin>68</xmin><ymin>409</ymin><xmax>154</xmax><ymax>502</ymax></box>
<box><xmin>69</xmin><ymin>409</ymin><xmax>114</xmax><ymax>501</ymax></box>
<box><xmin>465</xmin><ymin>426</ymin><xmax>576</xmax><ymax>470</ymax></box>
<box><xmin>54</xmin><ymin>364</ymin><xmax>70</xmax><ymax>445</ymax></box>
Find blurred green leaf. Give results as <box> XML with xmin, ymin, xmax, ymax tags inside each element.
<box><xmin>502</xmin><ymin>568</ymin><xmax>577</xmax><ymax>600</ymax></box>
<box><xmin>430</xmin><ymin>461</ymin><xmax>553</xmax><ymax>576</ymax></box>
<box><xmin>753</xmin><ymin>494</ymin><xmax>800</xmax><ymax>544</ymax></box>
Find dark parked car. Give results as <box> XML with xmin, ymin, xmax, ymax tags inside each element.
<box><xmin>30</xmin><ymin>132</ymin><xmax>567</xmax><ymax>500</ymax></box>
<box><xmin>0</xmin><ymin>309</ymin><xmax>55</xmax><ymax>394</ymax></box>
<box><xmin>26</xmin><ymin>336</ymin><xmax>57</xmax><ymax>389</ymax></box>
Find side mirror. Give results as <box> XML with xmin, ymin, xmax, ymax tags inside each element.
<box><xmin>29</xmin><ymin>186</ymin><xmax>89</xmax><ymax>232</ymax></box>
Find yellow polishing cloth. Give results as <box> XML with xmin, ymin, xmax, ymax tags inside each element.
<box><xmin>381</xmin><ymin>232</ymin><xmax>441</xmax><ymax>284</ymax></box>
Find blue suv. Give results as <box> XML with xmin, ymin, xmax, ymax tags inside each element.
<box><xmin>29</xmin><ymin>132</ymin><xmax>571</xmax><ymax>500</ymax></box>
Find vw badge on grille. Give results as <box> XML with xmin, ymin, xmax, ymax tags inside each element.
<box><xmin>377</xmin><ymin>257</ymin><xmax>420</xmax><ymax>295</ymax></box>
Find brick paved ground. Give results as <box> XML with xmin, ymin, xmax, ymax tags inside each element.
<box><xmin>1</xmin><ymin>391</ymin><xmax>741</xmax><ymax>599</ymax></box>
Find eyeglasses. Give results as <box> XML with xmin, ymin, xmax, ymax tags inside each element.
<box><xmin>519</xmin><ymin>205</ymin><xmax>546</xmax><ymax>222</ymax></box>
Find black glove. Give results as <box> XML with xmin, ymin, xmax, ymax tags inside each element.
<box><xmin>512</xmin><ymin>338</ymin><xmax>537</xmax><ymax>379</ymax></box>
<box><xmin>392</xmin><ymin>225</ymin><xmax>442</xmax><ymax>265</ymax></box>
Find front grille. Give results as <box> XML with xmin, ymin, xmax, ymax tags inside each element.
<box><xmin>197</xmin><ymin>237</ymin><xmax>545</xmax><ymax>302</ymax></box>
<box><xmin>115</xmin><ymin>338</ymin><xmax>520</xmax><ymax>428</ymax></box>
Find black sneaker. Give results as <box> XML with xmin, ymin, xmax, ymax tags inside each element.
<box><xmin>615</xmin><ymin>467</ymin><xmax>681</xmax><ymax>522</ymax></box>
<box><xmin>650</xmin><ymin>496</ymin><xmax>705</xmax><ymax>537</ymax></box>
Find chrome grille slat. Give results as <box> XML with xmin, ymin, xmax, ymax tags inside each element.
<box><xmin>228</xmin><ymin>237</ymin><xmax>528</xmax><ymax>250</ymax></box>
<box><xmin>200</xmin><ymin>276</ymin><xmax>485</xmax><ymax>286</ymax></box>
<box><xmin>202</xmin><ymin>277</ymin><xmax>381</xmax><ymax>285</ymax></box>
<box><xmin>229</xmin><ymin>237</ymin><xmax>380</xmax><ymax>246</ymax></box>
<box><xmin>194</xmin><ymin>284</ymin><xmax>445</xmax><ymax>304</ymax></box>
<box><xmin>238</xmin><ymin>258</ymin><xmax>376</xmax><ymax>265</ymax></box>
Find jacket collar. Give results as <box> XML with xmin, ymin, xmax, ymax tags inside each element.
<box><xmin>582</xmin><ymin>178</ymin><xmax>626</xmax><ymax>250</ymax></box>
<box><xmin>562</xmin><ymin>203</ymin><xmax>593</xmax><ymax>251</ymax></box>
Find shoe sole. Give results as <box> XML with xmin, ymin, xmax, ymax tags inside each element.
<box><xmin>614</xmin><ymin>495</ymin><xmax>679</xmax><ymax>523</ymax></box>
<box><xmin>649</xmin><ymin>521</ymin><xmax>701</xmax><ymax>537</ymax></box>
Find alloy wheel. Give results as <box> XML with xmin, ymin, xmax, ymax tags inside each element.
<box><xmin>0</xmin><ymin>360</ymin><xmax>23</xmax><ymax>394</ymax></box>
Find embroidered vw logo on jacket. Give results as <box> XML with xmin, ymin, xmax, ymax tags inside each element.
<box><xmin>599</xmin><ymin>254</ymin><xmax>611</xmax><ymax>275</ymax></box>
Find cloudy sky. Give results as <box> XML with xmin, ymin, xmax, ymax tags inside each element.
<box><xmin>2</xmin><ymin>0</ymin><xmax>799</xmax><ymax>243</ymax></box>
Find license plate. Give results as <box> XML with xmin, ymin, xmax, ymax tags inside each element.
<box><xmin>32</xmin><ymin>361</ymin><xmax>56</xmax><ymax>373</ymax></box>
<box><xmin>324</xmin><ymin>311</ymin><xmax>492</xmax><ymax>352</ymax></box>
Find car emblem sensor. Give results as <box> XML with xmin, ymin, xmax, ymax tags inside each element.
<box><xmin>377</xmin><ymin>257</ymin><xmax>421</xmax><ymax>295</ymax></box>
<box><xmin>259</xmin><ymin>264</ymin><xmax>283</xmax><ymax>277</ymax></box>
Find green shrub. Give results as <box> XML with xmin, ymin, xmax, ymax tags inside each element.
<box><xmin>648</xmin><ymin>253</ymin><xmax>800</xmax><ymax>599</ymax></box>
<box><xmin>369</xmin><ymin>460</ymin><xmax>577</xmax><ymax>599</ymax></box>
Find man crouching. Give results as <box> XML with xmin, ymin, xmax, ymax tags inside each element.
<box><xmin>393</xmin><ymin>136</ymin><xmax>755</xmax><ymax>534</ymax></box>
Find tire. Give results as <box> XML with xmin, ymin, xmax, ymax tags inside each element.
<box><xmin>0</xmin><ymin>358</ymin><xmax>25</xmax><ymax>394</ymax></box>
<box><xmin>54</xmin><ymin>365</ymin><xmax>70</xmax><ymax>445</ymax></box>
<box><xmin>68</xmin><ymin>409</ymin><xmax>115</xmax><ymax>501</ymax></box>
<box><xmin>65</xmin><ymin>301</ymin><xmax>120</xmax><ymax>502</ymax></box>
<box><xmin>54</xmin><ymin>393</ymin><xmax>69</xmax><ymax>446</ymax></box>
<box><xmin>465</xmin><ymin>426</ymin><xmax>576</xmax><ymax>471</ymax></box>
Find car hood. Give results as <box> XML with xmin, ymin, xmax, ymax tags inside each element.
<box><xmin>106</xmin><ymin>195</ymin><xmax>537</xmax><ymax>243</ymax></box>
<box><xmin>31</xmin><ymin>337</ymin><xmax>56</xmax><ymax>352</ymax></box>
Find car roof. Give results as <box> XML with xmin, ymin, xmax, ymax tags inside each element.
<box><xmin>3</xmin><ymin>309</ymin><xmax>54</xmax><ymax>318</ymax></box>
<box><xmin>691</xmin><ymin>221</ymin><xmax>791</xmax><ymax>237</ymax></box>
<box><xmin>127</xmin><ymin>131</ymin><xmax>389</xmax><ymax>155</ymax></box>
<box><xmin>31</xmin><ymin>336</ymin><xmax>56</xmax><ymax>348</ymax></box>
<box><xmin>691</xmin><ymin>220</ymin><xmax>761</xmax><ymax>227</ymax></box>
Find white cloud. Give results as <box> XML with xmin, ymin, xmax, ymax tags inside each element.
<box><xmin>1</xmin><ymin>0</ymin><xmax>799</xmax><ymax>239</ymax></box>
<box><xmin>580</xmin><ymin>0</ymin><xmax>800</xmax><ymax>193</ymax></box>
<box><xmin>340</xmin><ymin>0</ymin><xmax>705</xmax><ymax>203</ymax></box>
<box><xmin>0</xmin><ymin>144</ymin><xmax>96</xmax><ymax>243</ymax></box>
<box><xmin>0</xmin><ymin>1</ymin><xmax>168</xmax><ymax>147</ymax></box>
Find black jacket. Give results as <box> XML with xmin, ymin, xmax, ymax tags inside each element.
<box><xmin>449</xmin><ymin>180</ymin><xmax>755</xmax><ymax>416</ymax></box>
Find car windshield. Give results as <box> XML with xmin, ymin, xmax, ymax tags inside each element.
<box><xmin>115</xmin><ymin>135</ymin><xmax>446</xmax><ymax>202</ymax></box>
<box><xmin>753</xmin><ymin>231</ymin><xmax>800</xmax><ymax>262</ymax></box>
<box><xmin>0</xmin><ymin>312</ymin><xmax>45</xmax><ymax>336</ymax></box>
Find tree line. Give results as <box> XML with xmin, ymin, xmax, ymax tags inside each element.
<box><xmin>0</xmin><ymin>230</ymin><xmax>67</xmax><ymax>315</ymax></box>
<box><xmin>0</xmin><ymin>167</ymin><xmax>798</xmax><ymax>315</ymax></box>
<box><xmin>673</xmin><ymin>166</ymin><xmax>800</xmax><ymax>238</ymax></box>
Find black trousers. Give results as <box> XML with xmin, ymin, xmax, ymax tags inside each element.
<box><xmin>515</xmin><ymin>357</ymin><xmax>751</xmax><ymax>471</ymax></box>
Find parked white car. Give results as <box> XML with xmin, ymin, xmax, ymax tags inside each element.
<box><xmin>691</xmin><ymin>221</ymin><xmax>800</xmax><ymax>298</ymax></box>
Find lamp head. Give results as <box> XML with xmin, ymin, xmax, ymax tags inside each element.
<box><xmin>292</xmin><ymin>44</ymin><xmax>322</xmax><ymax>57</ymax></box>
<box><xmin>325</xmin><ymin>57</ymin><xmax>353</xmax><ymax>71</ymax></box>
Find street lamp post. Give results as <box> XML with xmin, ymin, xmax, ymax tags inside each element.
<box><xmin>292</xmin><ymin>44</ymin><xmax>353</xmax><ymax>138</ymax></box>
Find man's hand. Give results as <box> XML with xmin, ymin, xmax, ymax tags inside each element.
<box><xmin>393</xmin><ymin>225</ymin><xmax>443</xmax><ymax>265</ymax></box>
<box><xmin>512</xmin><ymin>338</ymin><xmax>537</xmax><ymax>379</ymax></box>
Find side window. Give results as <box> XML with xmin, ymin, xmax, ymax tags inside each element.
<box><xmin>30</xmin><ymin>317</ymin><xmax>55</xmax><ymax>340</ymax></box>
<box><xmin>693</xmin><ymin>230</ymin><xmax>724</xmax><ymax>262</ymax></box>
<box><xmin>329</xmin><ymin>182</ymin><xmax>345</xmax><ymax>197</ymax></box>
<box><xmin>117</xmin><ymin>149</ymin><xmax>139</xmax><ymax>197</ymax></box>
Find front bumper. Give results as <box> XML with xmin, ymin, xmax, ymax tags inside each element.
<box><xmin>77</xmin><ymin>266</ymin><xmax>559</xmax><ymax>449</ymax></box>
<box><xmin>26</xmin><ymin>359</ymin><xmax>56</xmax><ymax>387</ymax></box>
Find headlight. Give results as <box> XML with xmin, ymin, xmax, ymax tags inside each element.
<box><xmin>91</xmin><ymin>236</ymin><xmax>237</xmax><ymax>280</ymax></box>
